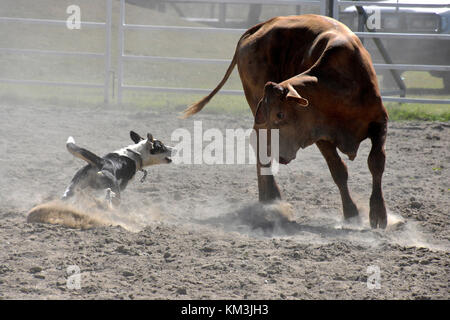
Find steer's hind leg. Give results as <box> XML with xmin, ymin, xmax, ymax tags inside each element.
<box><xmin>367</xmin><ymin>122</ymin><xmax>388</xmax><ymax>229</ymax></box>
<box><xmin>316</xmin><ymin>140</ymin><xmax>359</xmax><ymax>220</ymax></box>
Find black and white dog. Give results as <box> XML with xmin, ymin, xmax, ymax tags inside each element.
<box><xmin>62</xmin><ymin>131</ymin><xmax>174</xmax><ymax>206</ymax></box>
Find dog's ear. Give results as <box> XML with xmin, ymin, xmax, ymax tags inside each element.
<box><xmin>147</xmin><ymin>133</ymin><xmax>154</xmax><ymax>142</ymax></box>
<box><xmin>130</xmin><ymin>131</ymin><xmax>144</xmax><ymax>144</ymax></box>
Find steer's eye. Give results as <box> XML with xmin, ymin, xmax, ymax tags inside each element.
<box><xmin>276</xmin><ymin>112</ymin><xmax>284</xmax><ymax>120</ymax></box>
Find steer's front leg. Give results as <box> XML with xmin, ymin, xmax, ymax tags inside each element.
<box><xmin>255</xmin><ymin>127</ymin><xmax>281</xmax><ymax>202</ymax></box>
<box><xmin>257</xmin><ymin>162</ymin><xmax>281</xmax><ymax>202</ymax></box>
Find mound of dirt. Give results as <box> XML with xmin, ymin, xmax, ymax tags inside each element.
<box><xmin>195</xmin><ymin>201</ymin><xmax>297</xmax><ymax>236</ymax></box>
<box><xmin>27</xmin><ymin>201</ymin><xmax>109</xmax><ymax>230</ymax></box>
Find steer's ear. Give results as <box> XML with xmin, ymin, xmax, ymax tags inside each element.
<box><xmin>254</xmin><ymin>100</ymin><xmax>267</xmax><ymax>125</ymax></box>
<box><xmin>286</xmin><ymin>83</ymin><xmax>309</xmax><ymax>107</ymax></box>
<box><xmin>255</xmin><ymin>81</ymin><xmax>283</xmax><ymax>125</ymax></box>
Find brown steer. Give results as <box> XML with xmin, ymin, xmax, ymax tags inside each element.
<box><xmin>183</xmin><ymin>15</ymin><xmax>388</xmax><ymax>229</ymax></box>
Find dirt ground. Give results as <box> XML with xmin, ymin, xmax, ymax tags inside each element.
<box><xmin>0</xmin><ymin>102</ymin><xmax>448</xmax><ymax>300</ymax></box>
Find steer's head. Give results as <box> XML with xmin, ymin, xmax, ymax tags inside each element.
<box><xmin>254</xmin><ymin>77</ymin><xmax>316</xmax><ymax>165</ymax></box>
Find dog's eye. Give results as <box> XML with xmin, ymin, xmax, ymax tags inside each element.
<box><xmin>150</xmin><ymin>141</ymin><xmax>167</xmax><ymax>154</ymax></box>
<box><xmin>276</xmin><ymin>112</ymin><xmax>284</xmax><ymax>120</ymax></box>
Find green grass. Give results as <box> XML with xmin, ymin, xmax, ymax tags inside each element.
<box><xmin>386</xmin><ymin>103</ymin><xmax>450</xmax><ymax>121</ymax></box>
<box><xmin>0</xmin><ymin>0</ymin><xmax>448</xmax><ymax>121</ymax></box>
<box><xmin>383</xmin><ymin>71</ymin><xmax>450</xmax><ymax>121</ymax></box>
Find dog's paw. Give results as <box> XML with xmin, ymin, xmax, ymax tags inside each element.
<box><xmin>105</xmin><ymin>188</ymin><xmax>116</xmax><ymax>200</ymax></box>
<box><xmin>104</xmin><ymin>188</ymin><xmax>120</xmax><ymax>209</ymax></box>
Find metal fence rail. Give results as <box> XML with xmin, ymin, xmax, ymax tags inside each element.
<box><xmin>0</xmin><ymin>16</ymin><xmax>107</xmax><ymax>27</ymax></box>
<box><xmin>0</xmin><ymin>0</ymin><xmax>112</xmax><ymax>103</ymax></box>
<box><xmin>354</xmin><ymin>32</ymin><xmax>450</xmax><ymax>40</ymax></box>
<box><xmin>166</xmin><ymin>0</ymin><xmax>320</xmax><ymax>3</ymax></box>
<box><xmin>338</xmin><ymin>1</ymin><xmax>450</xmax><ymax>8</ymax></box>
<box><xmin>118</xmin><ymin>0</ymin><xmax>450</xmax><ymax>105</ymax></box>
<box><xmin>117</xmin><ymin>0</ymin><xmax>324</xmax><ymax>102</ymax></box>
<box><xmin>4</xmin><ymin>0</ymin><xmax>446</xmax><ymax>105</ymax></box>
<box><xmin>334</xmin><ymin>0</ymin><xmax>450</xmax><ymax>104</ymax></box>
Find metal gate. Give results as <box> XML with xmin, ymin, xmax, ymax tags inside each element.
<box><xmin>117</xmin><ymin>0</ymin><xmax>450</xmax><ymax>105</ymax></box>
<box><xmin>1</xmin><ymin>0</ymin><xmax>448</xmax><ymax>105</ymax></box>
<box><xmin>0</xmin><ymin>0</ymin><xmax>113</xmax><ymax>103</ymax></box>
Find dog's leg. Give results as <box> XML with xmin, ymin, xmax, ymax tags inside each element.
<box><xmin>61</xmin><ymin>183</ymin><xmax>75</xmax><ymax>200</ymax></box>
<box><xmin>61</xmin><ymin>167</ymin><xmax>89</xmax><ymax>201</ymax></box>
<box><xmin>105</xmin><ymin>188</ymin><xmax>121</xmax><ymax>208</ymax></box>
<box><xmin>105</xmin><ymin>188</ymin><xmax>115</xmax><ymax>209</ymax></box>
<box><xmin>99</xmin><ymin>170</ymin><xmax>121</xmax><ymax>209</ymax></box>
<box><xmin>111</xmin><ymin>186</ymin><xmax>120</xmax><ymax>208</ymax></box>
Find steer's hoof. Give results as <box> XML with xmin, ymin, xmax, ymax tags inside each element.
<box><xmin>343</xmin><ymin>202</ymin><xmax>359</xmax><ymax>220</ymax></box>
<box><xmin>369</xmin><ymin>211</ymin><xmax>387</xmax><ymax>229</ymax></box>
<box><xmin>258</xmin><ymin>191</ymin><xmax>282</xmax><ymax>203</ymax></box>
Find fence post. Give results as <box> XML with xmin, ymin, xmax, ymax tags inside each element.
<box><xmin>321</xmin><ymin>0</ymin><xmax>335</xmax><ymax>17</ymax></box>
<box><xmin>333</xmin><ymin>0</ymin><xmax>339</xmax><ymax>20</ymax></box>
<box><xmin>118</xmin><ymin>0</ymin><xmax>125</xmax><ymax>104</ymax></box>
<box><xmin>219</xmin><ymin>3</ymin><xmax>227</xmax><ymax>27</ymax></box>
<box><xmin>104</xmin><ymin>0</ymin><xmax>112</xmax><ymax>104</ymax></box>
<box><xmin>355</xmin><ymin>6</ymin><xmax>406</xmax><ymax>97</ymax></box>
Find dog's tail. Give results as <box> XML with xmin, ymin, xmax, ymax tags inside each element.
<box><xmin>66</xmin><ymin>136</ymin><xmax>104</xmax><ymax>169</ymax></box>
